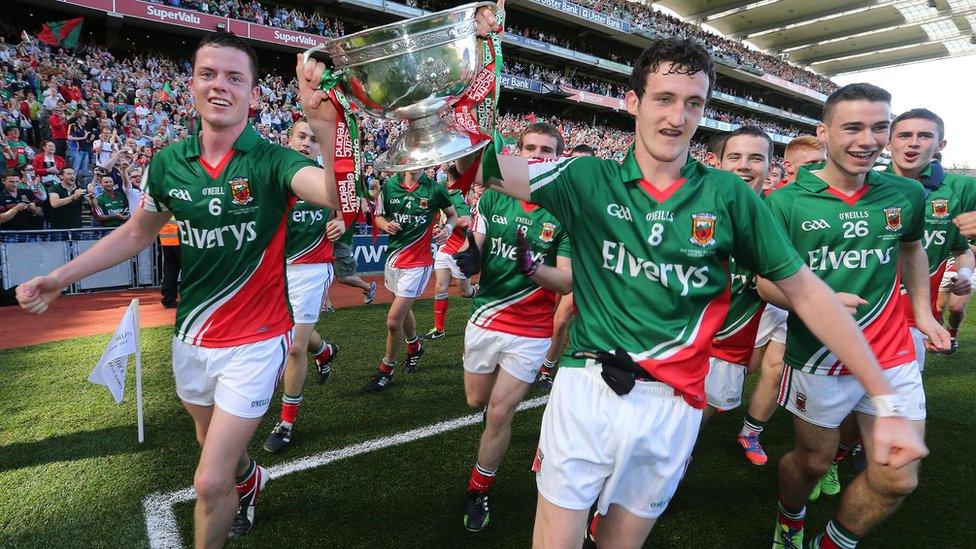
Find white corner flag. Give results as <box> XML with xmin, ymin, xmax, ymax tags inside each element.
<box><xmin>88</xmin><ymin>298</ymin><xmax>145</xmax><ymax>442</ymax></box>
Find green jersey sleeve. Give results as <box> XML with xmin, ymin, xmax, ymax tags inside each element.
<box><xmin>555</xmin><ymin>229</ymin><xmax>571</xmax><ymax>259</ymax></box>
<box><xmin>898</xmin><ymin>179</ymin><xmax>926</xmax><ymax>243</ymax></box>
<box><xmin>272</xmin><ymin>145</ymin><xmax>318</xmax><ymax>198</ymax></box>
<box><xmin>727</xmin><ymin>181</ymin><xmax>803</xmax><ymax>281</ymax></box>
<box><xmin>527</xmin><ymin>156</ymin><xmax>592</xmax><ymax>228</ymax></box>
<box><xmin>449</xmin><ymin>190</ymin><xmax>471</xmax><ymax>217</ymax></box>
<box><xmin>434</xmin><ymin>183</ymin><xmax>453</xmax><ymax>211</ymax></box>
<box><xmin>141</xmin><ymin>155</ymin><xmax>170</xmax><ymax>213</ymax></box>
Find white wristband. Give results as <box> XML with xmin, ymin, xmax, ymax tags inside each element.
<box><xmin>442</xmin><ymin>223</ymin><xmax>454</xmax><ymax>235</ymax></box>
<box><xmin>870</xmin><ymin>394</ymin><xmax>905</xmax><ymax>418</ymax></box>
<box><xmin>956</xmin><ymin>267</ymin><xmax>973</xmax><ymax>281</ymax></box>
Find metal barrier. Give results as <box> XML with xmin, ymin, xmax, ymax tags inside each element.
<box><xmin>0</xmin><ymin>229</ymin><xmax>159</xmax><ymax>294</ymax></box>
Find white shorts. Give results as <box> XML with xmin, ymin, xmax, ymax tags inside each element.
<box><xmin>755</xmin><ymin>305</ymin><xmax>788</xmax><ymax>347</ymax></box>
<box><xmin>462</xmin><ymin>322</ymin><xmax>550</xmax><ymax>384</ymax></box>
<box><xmin>778</xmin><ymin>361</ymin><xmax>926</xmax><ymax>428</ymax></box>
<box><xmin>434</xmin><ymin>250</ymin><xmax>467</xmax><ymax>280</ymax></box>
<box><xmin>910</xmin><ymin>327</ymin><xmax>927</xmax><ymax>373</ymax></box>
<box><xmin>704</xmin><ymin>357</ymin><xmax>746</xmax><ymax>411</ymax></box>
<box><xmin>286</xmin><ymin>263</ymin><xmax>334</xmax><ymax>324</ymax></box>
<box><xmin>172</xmin><ymin>332</ymin><xmax>292</xmax><ymax>419</ymax></box>
<box><xmin>384</xmin><ymin>264</ymin><xmax>433</xmax><ymax>299</ymax></box>
<box><xmin>535</xmin><ymin>365</ymin><xmax>702</xmax><ymax>519</ymax></box>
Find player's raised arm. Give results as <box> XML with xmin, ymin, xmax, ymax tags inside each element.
<box><xmin>290</xmin><ymin>53</ymin><xmax>339</xmax><ymax>209</ymax></box>
<box><xmin>17</xmin><ymin>207</ymin><xmax>172</xmax><ymax>314</ymax></box>
<box><xmin>456</xmin><ymin>152</ymin><xmax>533</xmax><ymax>203</ymax></box>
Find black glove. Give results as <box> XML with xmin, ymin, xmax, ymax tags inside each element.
<box><xmin>515</xmin><ymin>227</ymin><xmax>540</xmax><ymax>277</ymax></box>
<box><xmin>573</xmin><ymin>348</ymin><xmax>644</xmax><ymax>396</ymax></box>
<box><xmin>452</xmin><ymin>231</ymin><xmax>482</xmax><ymax>278</ymax></box>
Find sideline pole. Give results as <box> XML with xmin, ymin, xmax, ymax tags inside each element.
<box><xmin>133</xmin><ymin>298</ymin><xmax>145</xmax><ymax>443</ymax></box>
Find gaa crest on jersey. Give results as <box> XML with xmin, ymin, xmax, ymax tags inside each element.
<box><xmin>229</xmin><ymin>178</ymin><xmax>253</xmax><ymax>206</ymax></box>
<box><xmin>540</xmin><ymin>222</ymin><xmax>556</xmax><ymax>243</ymax></box>
<box><xmin>690</xmin><ymin>213</ymin><xmax>717</xmax><ymax>248</ymax></box>
<box><xmin>931</xmin><ymin>199</ymin><xmax>949</xmax><ymax>219</ymax></box>
<box><xmin>419</xmin><ymin>197</ymin><xmax>429</xmax><ymax>209</ymax></box>
<box><xmin>883</xmin><ymin>207</ymin><xmax>902</xmax><ymax>231</ymax></box>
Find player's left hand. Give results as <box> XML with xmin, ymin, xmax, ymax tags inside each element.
<box><xmin>16</xmin><ymin>275</ymin><xmax>63</xmax><ymax>314</ymax></box>
<box><xmin>952</xmin><ymin>211</ymin><xmax>976</xmax><ymax>238</ymax></box>
<box><xmin>947</xmin><ymin>273</ymin><xmax>972</xmax><ymax>296</ymax></box>
<box><xmin>515</xmin><ymin>227</ymin><xmax>539</xmax><ymax>277</ymax></box>
<box><xmin>872</xmin><ymin>416</ymin><xmax>928</xmax><ymax>469</ymax></box>
<box><xmin>326</xmin><ymin>218</ymin><xmax>345</xmax><ymax>241</ymax></box>
<box><xmin>453</xmin><ymin>232</ymin><xmax>481</xmax><ymax>277</ymax></box>
<box><xmin>475</xmin><ymin>0</ymin><xmax>504</xmax><ymax>37</ymax></box>
<box><xmin>295</xmin><ymin>53</ymin><xmax>338</xmax><ymax>126</ymax></box>
<box><xmin>433</xmin><ymin>225</ymin><xmax>450</xmax><ymax>246</ymax></box>
<box><xmin>917</xmin><ymin>315</ymin><xmax>951</xmax><ymax>353</ymax></box>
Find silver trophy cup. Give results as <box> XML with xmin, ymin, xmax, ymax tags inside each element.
<box><xmin>303</xmin><ymin>2</ymin><xmax>496</xmax><ymax>172</ymax></box>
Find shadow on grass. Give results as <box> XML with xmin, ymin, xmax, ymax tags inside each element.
<box><xmin>0</xmin><ymin>425</ymin><xmax>152</xmax><ymax>472</ymax></box>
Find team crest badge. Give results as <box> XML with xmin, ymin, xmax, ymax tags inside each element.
<box><xmin>931</xmin><ymin>199</ymin><xmax>949</xmax><ymax>219</ymax></box>
<box><xmin>540</xmin><ymin>222</ymin><xmax>556</xmax><ymax>243</ymax></box>
<box><xmin>690</xmin><ymin>213</ymin><xmax>717</xmax><ymax>248</ymax></box>
<box><xmin>884</xmin><ymin>207</ymin><xmax>902</xmax><ymax>231</ymax></box>
<box><xmin>229</xmin><ymin>178</ymin><xmax>253</xmax><ymax>206</ymax></box>
<box><xmin>419</xmin><ymin>197</ymin><xmax>429</xmax><ymax>209</ymax></box>
<box><xmin>795</xmin><ymin>392</ymin><xmax>807</xmax><ymax>413</ymax></box>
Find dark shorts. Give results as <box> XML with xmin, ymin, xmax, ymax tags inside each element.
<box><xmin>332</xmin><ymin>241</ymin><xmax>357</xmax><ymax>279</ymax></box>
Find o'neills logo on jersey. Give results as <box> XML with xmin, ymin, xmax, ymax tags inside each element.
<box><xmin>690</xmin><ymin>213</ymin><xmax>717</xmax><ymax>248</ymax></box>
<box><xmin>229</xmin><ymin>178</ymin><xmax>253</xmax><ymax>206</ymax></box>
<box><xmin>807</xmin><ymin>245</ymin><xmax>894</xmax><ymax>271</ymax></box>
<box><xmin>178</xmin><ymin>220</ymin><xmax>257</xmax><ymax>250</ymax></box>
<box><xmin>931</xmin><ymin>199</ymin><xmax>949</xmax><ymax>219</ymax></box>
<box><xmin>884</xmin><ymin>207</ymin><xmax>902</xmax><ymax>231</ymax></box>
<box><xmin>601</xmin><ymin>241</ymin><xmax>709</xmax><ymax>296</ymax></box>
<box><xmin>540</xmin><ymin>222</ymin><xmax>556</xmax><ymax>243</ymax></box>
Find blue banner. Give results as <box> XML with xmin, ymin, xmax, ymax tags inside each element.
<box><xmin>499</xmin><ymin>73</ymin><xmax>544</xmax><ymax>93</ymax></box>
<box><xmin>352</xmin><ymin>233</ymin><xmax>388</xmax><ymax>274</ymax></box>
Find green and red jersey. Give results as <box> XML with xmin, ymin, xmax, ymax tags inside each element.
<box><xmin>470</xmin><ymin>189</ymin><xmax>570</xmax><ymax>338</ymax></box>
<box><xmin>765</xmin><ymin>166</ymin><xmax>925</xmax><ymax>374</ymax></box>
<box><xmin>440</xmin><ymin>189</ymin><xmax>472</xmax><ymax>255</ymax></box>
<box><xmin>711</xmin><ymin>257</ymin><xmax>766</xmax><ymax>366</ymax></box>
<box><xmin>95</xmin><ymin>190</ymin><xmax>129</xmax><ymax>227</ymax></box>
<box><xmin>141</xmin><ymin>125</ymin><xmax>317</xmax><ymax>347</ymax></box>
<box><xmin>376</xmin><ymin>173</ymin><xmax>452</xmax><ymax>268</ymax></box>
<box><xmin>286</xmin><ymin>200</ymin><xmax>334</xmax><ymax>265</ymax></box>
<box><xmin>528</xmin><ymin>150</ymin><xmax>803</xmax><ymax>408</ymax></box>
<box><xmin>884</xmin><ymin>163</ymin><xmax>976</xmax><ymax>325</ymax></box>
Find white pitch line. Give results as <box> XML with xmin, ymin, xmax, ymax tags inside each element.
<box><xmin>144</xmin><ymin>395</ymin><xmax>549</xmax><ymax>548</ymax></box>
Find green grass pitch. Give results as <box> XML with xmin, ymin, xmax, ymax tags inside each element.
<box><xmin>0</xmin><ymin>297</ymin><xmax>973</xmax><ymax>547</ymax></box>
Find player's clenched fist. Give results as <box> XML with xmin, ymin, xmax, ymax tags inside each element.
<box><xmin>295</xmin><ymin>53</ymin><xmax>338</xmax><ymax>125</ymax></box>
<box><xmin>475</xmin><ymin>0</ymin><xmax>504</xmax><ymax>37</ymax></box>
<box><xmin>16</xmin><ymin>275</ymin><xmax>63</xmax><ymax>315</ymax></box>
<box><xmin>871</xmin><ymin>416</ymin><xmax>928</xmax><ymax>469</ymax></box>
<box><xmin>453</xmin><ymin>232</ymin><xmax>481</xmax><ymax>278</ymax></box>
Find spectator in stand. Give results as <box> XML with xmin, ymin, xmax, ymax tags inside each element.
<box><xmin>92</xmin><ymin>127</ymin><xmax>119</xmax><ymax>169</ymax></box>
<box><xmin>0</xmin><ymin>170</ymin><xmax>43</xmax><ymax>230</ymax></box>
<box><xmin>32</xmin><ymin>140</ymin><xmax>67</xmax><ymax>191</ymax></box>
<box><xmin>47</xmin><ymin>167</ymin><xmax>87</xmax><ymax>229</ymax></box>
<box><xmin>67</xmin><ymin>111</ymin><xmax>92</xmax><ymax>177</ymax></box>
<box><xmin>2</xmin><ymin>126</ymin><xmax>32</xmax><ymax>172</ymax></box>
<box><xmin>91</xmin><ymin>171</ymin><xmax>129</xmax><ymax>228</ymax></box>
<box><xmin>47</xmin><ymin>104</ymin><xmax>68</xmax><ymax>157</ymax></box>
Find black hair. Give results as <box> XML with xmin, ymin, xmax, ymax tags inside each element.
<box><xmin>518</xmin><ymin>122</ymin><xmax>565</xmax><ymax>156</ymax></box>
<box><xmin>823</xmin><ymin>83</ymin><xmax>891</xmax><ymax>123</ymax></box>
<box><xmin>705</xmin><ymin>131</ymin><xmax>730</xmax><ymax>155</ymax></box>
<box><xmin>891</xmin><ymin>108</ymin><xmax>945</xmax><ymax>141</ymax></box>
<box><xmin>192</xmin><ymin>32</ymin><xmax>260</xmax><ymax>87</ymax></box>
<box><xmin>628</xmin><ymin>38</ymin><xmax>715</xmax><ymax>101</ymax></box>
<box><xmin>720</xmin><ymin>125</ymin><xmax>773</xmax><ymax>162</ymax></box>
<box><xmin>570</xmin><ymin>144</ymin><xmax>596</xmax><ymax>156</ymax></box>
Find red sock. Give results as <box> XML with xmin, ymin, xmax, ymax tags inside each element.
<box><xmin>433</xmin><ymin>298</ymin><xmax>449</xmax><ymax>331</ymax></box>
<box><xmin>315</xmin><ymin>343</ymin><xmax>332</xmax><ymax>362</ymax></box>
<box><xmin>777</xmin><ymin>500</ymin><xmax>805</xmax><ymax>531</ymax></box>
<box><xmin>834</xmin><ymin>445</ymin><xmax>851</xmax><ymax>463</ymax></box>
<box><xmin>379</xmin><ymin>360</ymin><xmax>395</xmax><ymax>375</ymax></box>
<box><xmin>280</xmin><ymin>394</ymin><xmax>302</xmax><ymax>424</ymax></box>
<box><xmin>467</xmin><ymin>464</ymin><xmax>496</xmax><ymax>493</ymax></box>
<box><xmin>818</xmin><ymin>534</ymin><xmax>841</xmax><ymax>549</ymax></box>
<box><xmin>236</xmin><ymin>459</ymin><xmax>257</xmax><ymax>496</ymax></box>
<box><xmin>407</xmin><ymin>337</ymin><xmax>421</xmax><ymax>355</ymax></box>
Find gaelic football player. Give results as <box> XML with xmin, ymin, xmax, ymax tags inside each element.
<box><xmin>451</xmin><ymin>122</ymin><xmax>571</xmax><ymax>532</ymax></box>
<box><xmin>703</xmin><ymin>125</ymin><xmax>772</xmax><ymax>422</ymax></box>
<box><xmin>460</xmin><ymin>37</ymin><xmax>927</xmax><ymax>547</ymax></box>
<box><xmin>424</xmin><ymin>165</ymin><xmax>477</xmax><ymax>341</ymax></box>
<box><xmin>364</xmin><ymin>168</ymin><xmax>457</xmax><ymax>392</ymax></box>
<box><xmin>263</xmin><ymin>118</ymin><xmax>342</xmax><ymax>453</ymax></box>
<box><xmin>762</xmin><ymin>84</ymin><xmax>948</xmax><ymax>549</ymax></box>
<box><xmin>18</xmin><ymin>33</ymin><xmax>343</xmax><ymax>545</ymax></box>
<box><xmin>886</xmin><ymin>108</ymin><xmax>976</xmax><ymax>358</ymax></box>
<box><xmin>737</xmin><ymin>135</ymin><xmax>826</xmax><ymax>466</ymax></box>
